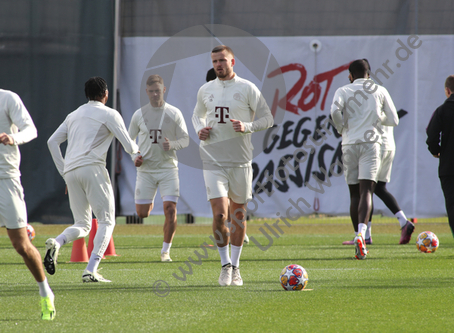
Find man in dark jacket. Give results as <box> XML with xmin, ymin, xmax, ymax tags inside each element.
<box><xmin>426</xmin><ymin>75</ymin><xmax>454</xmax><ymax>237</ymax></box>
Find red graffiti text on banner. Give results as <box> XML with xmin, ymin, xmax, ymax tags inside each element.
<box><xmin>268</xmin><ymin>62</ymin><xmax>350</xmax><ymax>115</ymax></box>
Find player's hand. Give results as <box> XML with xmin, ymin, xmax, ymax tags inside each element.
<box><xmin>163</xmin><ymin>138</ymin><xmax>171</xmax><ymax>151</ymax></box>
<box><xmin>198</xmin><ymin>127</ymin><xmax>212</xmax><ymax>141</ymax></box>
<box><xmin>433</xmin><ymin>153</ymin><xmax>440</xmax><ymax>158</ymax></box>
<box><xmin>134</xmin><ymin>155</ymin><xmax>144</xmax><ymax>167</ymax></box>
<box><xmin>0</xmin><ymin>133</ymin><xmax>14</xmax><ymax>145</ymax></box>
<box><xmin>230</xmin><ymin>119</ymin><xmax>245</xmax><ymax>133</ymax></box>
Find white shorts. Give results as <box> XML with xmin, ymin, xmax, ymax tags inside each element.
<box><xmin>135</xmin><ymin>169</ymin><xmax>179</xmax><ymax>204</ymax></box>
<box><xmin>0</xmin><ymin>177</ymin><xmax>27</xmax><ymax>229</ymax></box>
<box><xmin>203</xmin><ymin>166</ymin><xmax>252</xmax><ymax>204</ymax></box>
<box><xmin>377</xmin><ymin>150</ymin><xmax>395</xmax><ymax>183</ymax></box>
<box><xmin>65</xmin><ymin>164</ymin><xmax>115</xmax><ymax>226</ymax></box>
<box><xmin>342</xmin><ymin>143</ymin><xmax>381</xmax><ymax>185</ymax></box>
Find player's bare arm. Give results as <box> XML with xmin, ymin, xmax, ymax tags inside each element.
<box><xmin>0</xmin><ymin>133</ymin><xmax>14</xmax><ymax>145</ymax></box>
<box><xmin>198</xmin><ymin>127</ymin><xmax>212</xmax><ymax>141</ymax></box>
<box><xmin>230</xmin><ymin>119</ymin><xmax>245</xmax><ymax>133</ymax></box>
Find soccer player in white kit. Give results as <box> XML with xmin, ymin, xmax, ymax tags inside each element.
<box><xmin>129</xmin><ymin>74</ymin><xmax>189</xmax><ymax>262</ymax></box>
<box><xmin>193</xmin><ymin>45</ymin><xmax>273</xmax><ymax>285</ymax></box>
<box><xmin>330</xmin><ymin>59</ymin><xmax>399</xmax><ymax>259</ymax></box>
<box><xmin>0</xmin><ymin>89</ymin><xmax>55</xmax><ymax>320</ymax></box>
<box><xmin>341</xmin><ymin>59</ymin><xmax>415</xmax><ymax>246</ymax></box>
<box><xmin>205</xmin><ymin>68</ymin><xmax>250</xmax><ymax>245</ymax></box>
<box><xmin>46</xmin><ymin>77</ymin><xmax>140</xmax><ymax>282</ymax></box>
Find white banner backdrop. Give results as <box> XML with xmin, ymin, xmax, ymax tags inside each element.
<box><xmin>117</xmin><ymin>34</ymin><xmax>454</xmax><ymax>219</ymax></box>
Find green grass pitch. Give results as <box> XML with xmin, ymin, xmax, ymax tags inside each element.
<box><xmin>1</xmin><ymin>221</ymin><xmax>453</xmax><ymax>332</ymax></box>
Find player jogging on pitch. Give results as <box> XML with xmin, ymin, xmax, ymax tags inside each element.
<box><xmin>342</xmin><ymin>59</ymin><xmax>415</xmax><ymax>245</ymax></box>
<box><xmin>205</xmin><ymin>67</ymin><xmax>250</xmax><ymax>245</ymax></box>
<box><xmin>193</xmin><ymin>45</ymin><xmax>273</xmax><ymax>285</ymax></box>
<box><xmin>0</xmin><ymin>89</ymin><xmax>55</xmax><ymax>320</ymax></box>
<box><xmin>46</xmin><ymin>77</ymin><xmax>140</xmax><ymax>282</ymax></box>
<box><xmin>129</xmin><ymin>74</ymin><xmax>189</xmax><ymax>262</ymax></box>
<box><xmin>330</xmin><ymin>59</ymin><xmax>399</xmax><ymax>260</ymax></box>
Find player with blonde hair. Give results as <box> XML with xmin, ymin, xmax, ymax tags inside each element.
<box><xmin>129</xmin><ymin>74</ymin><xmax>189</xmax><ymax>262</ymax></box>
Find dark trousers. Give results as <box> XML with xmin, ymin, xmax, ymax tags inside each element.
<box><xmin>440</xmin><ymin>176</ymin><xmax>454</xmax><ymax>237</ymax></box>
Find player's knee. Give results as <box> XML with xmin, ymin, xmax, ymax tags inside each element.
<box><xmin>231</xmin><ymin>207</ymin><xmax>246</xmax><ymax>223</ymax></box>
<box><xmin>136</xmin><ymin>207</ymin><xmax>151</xmax><ymax>219</ymax></box>
<box><xmin>214</xmin><ymin>212</ymin><xmax>227</xmax><ymax>223</ymax></box>
<box><xmin>137</xmin><ymin>211</ymin><xmax>149</xmax><ymax>219</ymax></box>
<box><xmin>374</xmin><ymin>184</ymin><xmax>387</xmax><ymax>198</ymax></box>
<box><xmin>13</xmin><ymin>241</ymin><xmax>31</xmax><ymax>257</ymax></box>
<box><xmin>164</xmin><ymin>205</ymin><xmax>176</xmax><ymax>218</ymax></box>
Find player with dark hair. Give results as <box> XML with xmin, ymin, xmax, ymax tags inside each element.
<box><xmin>342</xmin><ymin>59</ymin><xmax>415</xmax><ymax>245</ymax></box>
<box><xmin>426</xmin><ymin>75</ymin><xmax>454</xmax><ymax>237</ymax></box>
<box><xmin>0</xmin><ymin>88</ymin><xmax>55</xmax><ymax>320</ymax></box>
<box><xmin>129</xmin><ymin>74</ymin><xmax>189</xmax><ymax>262</ymax></box>
<box><xmin>85</xmin><ymin>77</ymin><xmax>109</xmax><ymax>100</ymax></box>
<box><xmin>331</xmin><ymin>59</ymin><xmax>399</xmax><ymax>259</ymax></box>
<box><xmin>206</xmin><ymin>68</ymin><xmax>217</xmax><ymax>82</ymax></box>
<box><xmin>193</xmin><ymin>45</ymin><xmax>273</xmax><ymax>285</ymax></box>
<box><xmin>46</xmin><ymin>76</ymin><xmax>140</xmax><ymax>282</ymax></box>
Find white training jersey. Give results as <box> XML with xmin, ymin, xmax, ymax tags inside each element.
<box><xmin>330</xmin><ymin>78</ymin><xmax>399</xmax><ymax>146</ymax></box>
<box><xmin>0</xmin><ymin>89</ymin><xmax>37</xmax><ymax>179</ymax></box>
<box><xmin>128</xmin><ymin>102</ymin><xmax>189</xmax><ymax>171</ymax></box>
<box><xmin>192</xmin><ymin>75</ymin><xmax>273</xmax><ymax>168</ymax></box>
<box><xmin>48</xmin><ymin>100</ymin><xmax>139</xmax><ymax>177</ymax></box>
<box><xmin>381</xmin><ymin>125</ymin><xmax>395</xmax><ymax>151</ymax></box>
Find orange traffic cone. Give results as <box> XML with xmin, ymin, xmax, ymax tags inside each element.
<box><xmin>87</xmin><ymin>218</ymin><xmax>98</xmax><ymax>257</ymax></box>
<box><xmin>88</xmin><ymin>218</ymin><xmax>116</xmax><ymax>258</ymax></box>
<box><xmin>68</xmin><ymin>238</ymin><xmax>89</xmax><ymax>263</ymax></box>
<box><xmin>104</xmin><ymin>236</ymin><xmax>119</xmax><ymax>257</ymax></box>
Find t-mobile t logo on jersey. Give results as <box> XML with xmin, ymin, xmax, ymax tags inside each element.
<box><xmin>149</xmin><ymin>129</ymin><xmax>162</xmax><ymax>143</ymax></box>
<box><xmin>215</xmin><ymin>106</ymin><xmax>229</xmax><ymax>124</ymax></box>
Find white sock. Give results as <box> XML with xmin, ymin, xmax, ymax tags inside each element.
<box><xmin>217</xmin><ymin>245</ymin><xmax>231</xmax><ymax>266</ymax></box>
<box><xmin>231</xmin><ymin>244</ymin><xmax>243</xmax><ymax>268</ymax></box>
<box><xmin>395</xmin><ymin>210</ymin><xmax>408</xmax><ymax>228</ymax></box>
<box><xmin>37</xmin><ymin>278</ymin><xmax>53</xmax><ymax>298</ymax></box>
<box><xmin>365</xmin><ymin>221</ymin><xmax>372</xmax><ymax>239</ymax></box>
<box><xmin>358</xmin><ymin>223</ymin><xmax>367</xmax><ymax>237</ymax></box>
<box><xmin>55</xmin><ymin>235</ymin><xmax>66</xmax><ymax>248</ymax></box>
<box><xmin>86</xmin><ymin>253</ymin><xmax>102</xmax><ymax>273</ymax></box>
<box><xmin>161</xmin><ymin>242</ymin><xmax>171</xmax><ymax>254</ymax></box>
